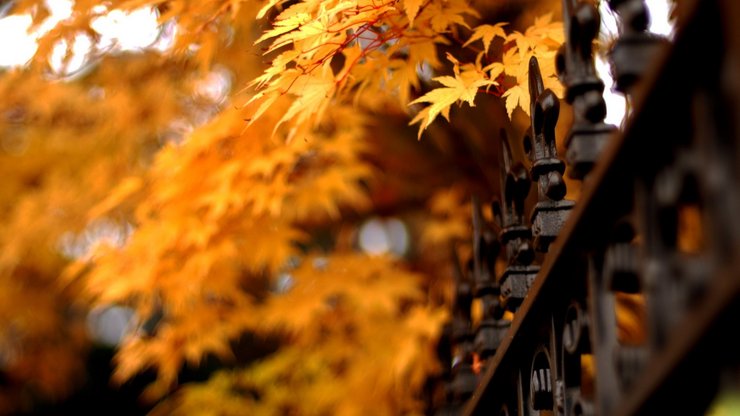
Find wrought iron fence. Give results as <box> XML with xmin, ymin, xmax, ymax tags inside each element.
<box><xmin>434</xmin><ymin>0</ymin><xmax>740</xmax><ymax>414</ymax></box>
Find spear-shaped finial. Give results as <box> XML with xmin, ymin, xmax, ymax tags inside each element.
<box><xmin>449</xmin><ymin>248</ymin><xmax>477</xmax><ymax>403</ymax></box>
<box><xmin>495</xmin><ymin>130</ymin><xmax>539</xmax><ymax>311</ymax></box>
<box><xmin>526</xmin><ymin>57</ymin><xmax>575</xmax><ymax>252</ymax></box>
<box><xmin>470</xmin><ymin>197</ymin><xmax>509</xmax><ymax>362</ymax></box>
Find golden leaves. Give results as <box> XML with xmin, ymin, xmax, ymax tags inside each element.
<box><xmin>421</xmin><ymin>186</ymin><xmax>472</xmax><ymax>249</ymax></box>
<box><xmin>161</xmin><ymin>253</ymin><xmax>447</xmax><ymax>415</ymax></box>
<box><xmin>502</xmin><ymin>82</ymin><xmax>529</xmax><ymax>119</ymax></box>
<box><xmin>260</xmin><ymin>254</ymin><xmax>424</xmax><ymax>332</ymax></box>
<box><xmin>271</xmin><ymin>65</ymin><xmax>336</xmax><ymax>132</ymax></box>
<box><xmin>409</xmin><ymin>53</ymin><xmax>495</xmax><ymax>138</ymax></box>
<box><xmin>409</xmin><ymin>12</ymin><xmax>564</xmax><ymax>136</ymax></box>
<box><xmin>88</xmin><ymin>176</ymin><xmax>144</xmax><ymax>219</ymax></box>
<box><xmin>501</xmin><ymin>13</ymin><xmax>564</xmax><ymax>117</ymax></box>
<box><xmin>425</xmin><ymin>0</ymin><xmax>477</xmax><ymax>31</ymax></box>
<box><xmin>463</xmin><ymin>22</ymin><xmax>507</xmax><ymax>53</ymax></box>
<box><xmin>0</xmin><ymin>52</ymin><xmax>194</xmax><ymax>409</ymax></box>
<box><xmin>254</xmin><ymin>9</ymin><xmax>315</xmax><ymax>49</ymax></box>
<box><xmin>403</xmin><ymin>0</ymin><xmax>424</xmax><ymax>26</ymax></box>
<box><xmin>114</xmin><ymin>299</ymin><xmax>252</xmax><ymax>400</ymax></box>
<box><xmin>249</xmin><ymin>0</ymin><xmax>479</xmax><ymax>131</ymax></box>
<box><xmin>74</xmin><ymin>94</ymin><xmax>377</xmax><ymax>394</ymax></box>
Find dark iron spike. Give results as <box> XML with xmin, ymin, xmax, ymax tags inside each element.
<box><xmin>497</xmin><ymin>129</ymin><xmax>539</xmax><ymax>311</ymax></box>
<box><xmin>448</xmin><ymin>246</ymin><xmax>477</xmax><ymax>403</ymax></box>
<box><xmin>471</xmin><ymin>196</ymin><xmax>510</xmax><ymax>361</ymax></box>
<box><xmin>526</xmin><ymin>57</ymin><xmax>574</xmax><ymax>253</ymax></box>
<box><xmin>528</xmin><ymin>56</ymin><xmax>545</xmax><ymax>117</ymax></box>
<box><xmin>499</xmin><ymin>128</ymin><xmax>514</xmax><ymax>185</ymax></box>
<box><xmin>528</xmin><ymin>56</ymin><xmax>561</xmax><ymax>165</ymax></box>
<box><xmin>449</xmin><ymin>247</ymin><xmax>471</xmax><ymax>330</ymax></box>
<box><xmin>472</xmin><ymin>195</ymin><xmax>493</xmax><ymax>296</ymax></box>
<box><xmin>499</xmin><ymin>129</ymin><xmax>531</xmax><ymax>229</ymax></box>
<box><xmin>561</xmin><ymin>0</ymin><xmax>576</xmax><ymax>33</ymax></box>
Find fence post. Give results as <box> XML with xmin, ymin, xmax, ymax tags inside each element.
<box><xmin>557</xmin><ymin>0</ymin><xmax>616</xmax><ymax>178</ymax></box>
<box><xmin>526</xmin><ymin>56</ymin><xmax>575</xmax><ymax>253</ymax></box>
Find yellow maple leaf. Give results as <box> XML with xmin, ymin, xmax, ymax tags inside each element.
<box><xmin>483</xmin><ymin>61</ymin><xmax>505</xmax><ymax>80</ymax></box>
<box><xmin>254</xmin><ymin>11</ymin><xmax>313</xmax><ymax>46</ymax></box>
<box><xmin>529</xmin><ymin>12</ymin><xmax>564</xmax><ymax>45</ymax></box>
<box><xmin>502</xmin><ymin>84</ymin><xmax>528</xmax><ymax>118</ymax></box>
<box><xmin>463</xmin><ymin>23</ymin><xmax>507</xmax><ymax>54</ymax></box>
<box><xmin>403</xmin><ymin>0</ymin><xmax>425</xmax><ymax>27</ymax></box>
<box><xmin>409</xmin><ymin>55</ymin><xmax>495</xmax><ymax>138</ymax></box>
<box><xmin>499</xmin><ymin>17</ymin><xmax>563</xmax><ymax>118</ymax></box>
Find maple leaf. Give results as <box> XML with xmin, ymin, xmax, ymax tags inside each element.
<box><xmin>502</xmin><ymin>84</ymin><xmax>528</xmax><ymax>118</ymax></box>
<box><xmin>425</xmin><ymin>0</ymin><xmax>478</xmax><ymax>32</ymax></box>
<box><xmin>409</xmin><ymin>54</ymin><xmax>495</xmax><ymax>138</ymax></box>
<box><xmin>403</xmin><ymin>0</ymin><xmax>424</xmax><ymax>27</ymax></box>
<box><xmin>254</xmin><ymin>11</ymin><xmax>313</xmax><ymax>46</ymax></box>
<box><xmin>464</xmin><ymin>23</ymin><xmax>507</xmax><ymax>54</ymax></box>
<box><xmin>498</xmin><ymin>16</ymin><xmax>564</xmax><ymax>116</ymax></box>
<box><xmin>483</xmin><ymin>61</ymin><xmax>505</xmax><ymax>81</ymax></box>
<box><xmin>529</xmin><ymin>12</ymin><xmax>565</xmax><ymax>45</ymax></box>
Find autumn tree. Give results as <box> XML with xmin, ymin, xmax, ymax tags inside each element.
<box><xmin>0</xmin><ymin>0</ymin><xmax>570</xmax><ymax>413</ymax></box>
